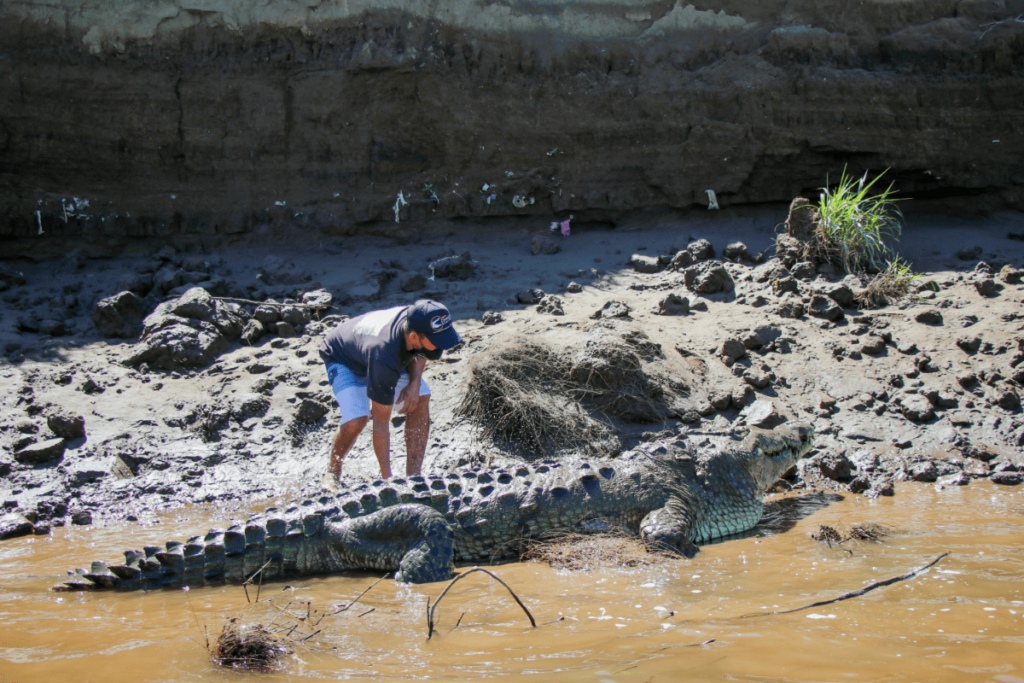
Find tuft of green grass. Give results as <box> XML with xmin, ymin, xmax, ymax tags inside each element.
<box><xmin>810</xmin><ymin>168</ymin><xmax>904</xmax><ymax>275</ymax></box>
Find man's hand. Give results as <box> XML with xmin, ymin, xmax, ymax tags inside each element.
<box><xmin>398</xmin><ymin>355</ymin><xmax>427</xmax><ymax>415</ymax></box>
<box><xmin>396</xmin><ymin>383</ymin><xmax>419</xmax><ymax>415</ymax></box>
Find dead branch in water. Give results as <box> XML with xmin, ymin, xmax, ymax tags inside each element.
<box><xmin>426</xmin><ymin>567</ymin><xmax>536</xmax><ymax>639</ymax></box>
<box><xmin>241</xmin><ymin>560</ymin><xmax>273</xmax><ymax>603</ymax></box>
<box><xmin>742</xmin><ymin>552</ymin><xmax>949</xmax><ymax>618</ymax></box>
<box><xmin>327</xmin><ymin>574</ymin><xmax>389</xmax><ymax>616</ymax></box>
<box><xmin>203</xmin><ymin>574</ymin><xmax>387</xmax><ymax>671</ymax></box>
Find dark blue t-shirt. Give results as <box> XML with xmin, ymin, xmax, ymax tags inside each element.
<box><xmin>318</xmin><ymin>305</ymin><xmax>441</xmax><ymax>405</ymax></box>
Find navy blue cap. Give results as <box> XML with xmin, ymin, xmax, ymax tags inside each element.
<box><xmin>407</xmin><ymin>300</ymin><xmax>461</xmax><ymax>350</ymax></box>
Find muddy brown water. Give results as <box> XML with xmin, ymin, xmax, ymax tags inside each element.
<box><xmin>1</xmin><ymin>483</ymin><xmax>1022</xmax><ymax>683</ymax></box>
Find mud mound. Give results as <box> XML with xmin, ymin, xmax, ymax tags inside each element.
<box><xmin>457</xmin><ymin>324</ymin><xmax>686</xmax><ymax>455</ymax></box>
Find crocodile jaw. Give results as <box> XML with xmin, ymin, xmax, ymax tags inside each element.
<box><xmin>743</xmin><ymin>422</ymin><xmax>814</xmax><ymax>492</ymax></box>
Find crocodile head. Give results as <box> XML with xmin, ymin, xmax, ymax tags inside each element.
<box><xmin>740</xmin><ymin>422</ymin><xmax>814</xmax><ymax>491</ymax></box>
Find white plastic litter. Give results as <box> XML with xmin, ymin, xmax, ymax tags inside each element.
<box><xmin>706</xmin><ymin>189</ymin><xmax>720</xmax><ymax>210</ymax></box>
<box><xmin>393</xmin><ymin>190</ymin><xmax>408</xmax><ymax>222</ymax></box>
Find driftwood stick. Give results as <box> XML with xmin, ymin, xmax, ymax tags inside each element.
<box><xmin>742</xmin><ymin>552</ymin><xmax>949</xmax><ymax>618</ymax></box>
<box><xmin>426</xmin><ymin>567</ymin><xmax>536</xmax><ymax>639</ymax></box>
<box><xmin>266</xmin><ymin>600</ymin><xmax>293</xmax><ymax>630</ymax></box>
<box><xmin>256</xmin><ymin>567</ymin><xmax>266</xmax><ymax>603</ymax></box>
<box><xmin>243</xmin><ymin>560</ymin><xmax>273</xmax><ymax>586</ymax></box>
<box><xmin>268</xmin><ymin>601</ymin><xmax>304</xmax><ymax>623</ymax></box>
<box><xmin>329</xmin><ymin>574</ymin><xmax>389</xmax><ymax>615</ymax></box>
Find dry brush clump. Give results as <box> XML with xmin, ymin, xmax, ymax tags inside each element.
<box><xmin>854</xmin><ymin>258</ymin><xmax>919</xmax><ymax>308</ymax></box>
<box><xmin>456</xmin><ymin>328</ymin><xmax>686</xmax><ymax>455</ymax></box>
<box><xmin>520</xmin><ymin>528</ymin><xmax>677</xmax><ymax>571</ymax></box>
<box><xmin>456</xmin><ymin>339</ymin><xmax>613</xmax><ymax>454</ymax></box>
<box><xmin>211</xmin><ymin>619</ymin><xmax>292</xmax><ymax>671</ymax></box>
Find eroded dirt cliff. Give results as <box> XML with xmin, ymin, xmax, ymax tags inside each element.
<box><xmin>1</xmin><ymin>0</ymin><xmax>1023</xmax><ymax>255</ymax></box>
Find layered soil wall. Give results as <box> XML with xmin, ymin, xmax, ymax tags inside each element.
<box><xmin>2</xmin><ymin>0</ymin><xmax>1023</xmax><ymax>255</ymax></box>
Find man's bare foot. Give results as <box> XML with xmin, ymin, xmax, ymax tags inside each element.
<box><xmin>321</xmin><ymin>471</ymin><xmax>340</xmax><ymax>490</ymax></box>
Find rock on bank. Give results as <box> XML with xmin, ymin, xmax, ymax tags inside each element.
<box><xmin>1</xmin><ymin>0</ymin><xmax>1024</xmax><ymax>255</ymax></box>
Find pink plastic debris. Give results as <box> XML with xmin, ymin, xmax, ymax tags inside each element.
<box><xmin>560</xmin><ymin>214</ymin><xmax>573</xmax><ymax>237</ymax></box>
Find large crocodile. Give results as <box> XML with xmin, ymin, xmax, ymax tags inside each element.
<box><xmin>57</xmin><ymin>423</ymin><xmax>812</xmax><ymax>590</ymax></box>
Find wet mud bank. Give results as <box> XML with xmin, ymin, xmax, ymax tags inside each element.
<box><xmin>1</xmin><ymin>202</ymin><xmax>1022</xmax><ymax>538</ymax></box>
<box><xmin>2</xmin><ymin>0</ymin><xmax>1024</xmax><ymax>258</ymax></box>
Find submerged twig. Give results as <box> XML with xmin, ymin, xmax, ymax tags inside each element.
<box><xmin>242</xmin><ymin>560</ymin><xmax>273</xmax><ymax>604</ymax></box>
<box><xmin>426</xmin><ymin>567</ymin><xmax>536</xmax><ymax>639</ymax></box>
<box><xmin>742</xmin><ymin>552</ymin><xmax>949</xmax><ymax>618</ymax></box>
<box><xmin>297</xmin><ymin>629</ymin><xmax>322</xmax><ymax>643</ymax></box>
<box><xmin>329</xmin><ymin>574</ymin><xmax>389</xmax><ymax>615</ymax></box>
<box><xmin>186</xmin><ymin>598</ymin><xmax>210</xmax><ymax>651</ymax></box>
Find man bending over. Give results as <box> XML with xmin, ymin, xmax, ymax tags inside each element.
<box><xmin>318</xmin><ymin>299</ymin><xmax>461</xmax><ymax>481</ymax></box>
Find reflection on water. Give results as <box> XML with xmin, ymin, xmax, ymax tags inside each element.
<box><xmin>0</xmin><ymin>482</ymin><xmax>1022</xmax><ymax>682</ymax></box>
<box><xmin>705</xmin><ymin>491</ymin><xmax>845</xmax><ymax>545</ymax></box>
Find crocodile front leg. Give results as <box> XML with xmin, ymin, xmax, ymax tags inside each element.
<box><xmin>323</xmin><ymin>505</ymin><xmax>455</xmax><ymax>583</ymax></box>
<box><xmin>639</xmin><ymin>507</ymin><xmax>698</xmax><ymax>558</ymax></box>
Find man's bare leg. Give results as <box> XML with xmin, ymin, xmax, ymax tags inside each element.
<box><xmin>329</xmin><ymin>416</ymin><xmax>368</xmax><ymax>480</ymax></box>
<box><xmin>404</xmin><ymin>395</ymin><xmax>430</xmax><ymax>476</ymax></box>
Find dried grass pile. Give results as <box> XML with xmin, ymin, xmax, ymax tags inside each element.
<box><xmin>212</xmin><ymin>619</ymin><xmax>292</xmax><ymax>671</ymax></box>
<box><xmin>521</xmin><ymin>530</ymin><xmax>675</xmax><ymax>571</ymax></box>
<box><xmin>855</xmin><ymin>259</ymin><xmax>918</xmax><ymax>308</ymax></box>
<box><xmin>457</xmin><ymin>328</ymin><xmax>685</xmax><ymax>455</ymax></box>
<box><xmin>457</xmin><ymin>339</ymin><xmax>612</xmax><ymax>454</ymax></box>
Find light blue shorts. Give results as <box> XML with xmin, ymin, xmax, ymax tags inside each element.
<box><xmin>326</xmin><ymin>362</ymin><xmax>430</xmax><ymax>424</ymax></box>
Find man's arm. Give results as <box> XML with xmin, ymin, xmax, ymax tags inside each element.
<box><xmin>370</xmin><ymin>400</ymin><xmax>394</xmax><ymax>478</ymax></box>
<box><xmin>397</xmin><ymin>355</ymin><xmax>427</xmax><ymax>415</ymax></box>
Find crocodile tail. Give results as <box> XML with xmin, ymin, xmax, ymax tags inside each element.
<box><xmin>54</xmin><ymin>508</ymin><xmax>321</xmax><ymax>592</ymax></box>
